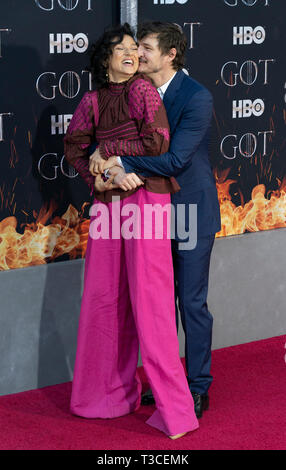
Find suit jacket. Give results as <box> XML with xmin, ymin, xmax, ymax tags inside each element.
<box><xmin>121</xmin><ymin>70</ymin><xmax>221</xmax><ymax>238</ymax></box>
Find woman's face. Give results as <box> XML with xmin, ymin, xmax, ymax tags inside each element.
<box><xmin>107</xmin><ymin>34</ymin><xmax>139</xmax><ymax>83</ymax></box>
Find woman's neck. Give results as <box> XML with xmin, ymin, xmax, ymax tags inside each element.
<box><xmin>108</xmin><ymin>72</ymin><xmax>135</xmax><ymax>84</ymax></box>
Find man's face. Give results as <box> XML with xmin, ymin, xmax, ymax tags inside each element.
<box><xmin>138</xmin><ymin>34</ymin><xmax>170</xmax><ymax>76</ymax></box>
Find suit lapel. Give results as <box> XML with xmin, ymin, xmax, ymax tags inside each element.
<box><xmin>163</xmin><ymin>70</ymin><xmax>185</xmax><ymax>118</ymax></box>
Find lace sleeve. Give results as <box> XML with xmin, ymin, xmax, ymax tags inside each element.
<box><xmin>64</xmin><ymin>92</ymin><xmax>95</xmax><ymax>194</ymax></box>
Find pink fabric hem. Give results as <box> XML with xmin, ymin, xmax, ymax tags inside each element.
<box><xmin>146</xmin><ymin>409</ymin><xmax>199</xmax><ymax>436</ymax></box>
<box><xmin>70</xmin><ymin>400</ymin><xmax>140</xmax><ymax>420</ymax></box>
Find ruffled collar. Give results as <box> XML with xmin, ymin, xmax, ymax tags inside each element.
<box><xmin>107</xmin><ymin>78</ymin><xmax>130</xmax><ymax>95</ymax></box>
<box><xmin>107</xmin><ymin>73</ymin><xmax>147</xmax><ymax>95</ymax></box>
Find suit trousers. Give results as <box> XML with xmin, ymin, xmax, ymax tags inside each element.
<box><xmin>172</xmin><ymin>234</ymin><xmax>215</xmax><ymax>395</ymax></box>
<box><xmin>70</xmin><ymin>188</ymin><xmax>199</xmax><ymax>436</ymax></box>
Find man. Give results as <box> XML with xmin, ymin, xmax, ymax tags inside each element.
<box><xmin>90</xmin><ymin>22</ymin><xmax>221</xmax><ymax>419</ymax></box>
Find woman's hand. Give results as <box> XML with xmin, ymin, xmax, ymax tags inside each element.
<box><xmin>94</xmin><ymin>173</ymin><xmax>119</xmax><ymax>192</ymax></box>
<box><xmin>110</xmin><ymin>167</ymin><xmax>144</xmax><ymax>191</ymax></box>
<box><xmin>101</xmin><ymin>156</ymin><xmax>119</xmax><ymax>171</ymax></box>
<box><xmin>94</xmin><ymin>167</ymin><xmax>144</xmax><ymax>193</ymax></box>
<box><xmin>89</xmin><ymin>148</ymin><xmax>118</xmax><ymax>175</ymax></box>
<box><xmin>89</xmin><ymin>148</ymin><xmax>105</xmax><ymax>175</ymax></box>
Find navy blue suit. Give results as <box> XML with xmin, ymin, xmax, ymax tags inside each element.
<box><xmin>121</xmin><ymin>70</ymin><xmax>221</xmax><ymax>394</ymax></box>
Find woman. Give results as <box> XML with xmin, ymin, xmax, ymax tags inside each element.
<box><xmin>64</xmin><ymin>23</ymin><xmax>198</xmax><ymax>439</ymax></box>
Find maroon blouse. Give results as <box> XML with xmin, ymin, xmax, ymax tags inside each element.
<box><xmin>64</xmin><ymin>73</ymin><xmax>179</xmax><ymax>202</ymax></box>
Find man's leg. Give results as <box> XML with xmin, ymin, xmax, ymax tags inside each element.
<box><xmin>141</xmin><ymin>234</ymin><xmax>215</xmax><ymax>416</ymax></box>
<box><xmin>173</xmin><ymin>235</ymin><xmax>215</xmax><ymax>397</ymax></box>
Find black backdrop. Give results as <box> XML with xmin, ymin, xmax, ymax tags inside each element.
<box><xmin>139</xmin><ymin>0</ymin><xmax>286</xmax><ymax>237</ymax></box>
<box><xmin>0</xmin><ymin>0</ymin><xmax>118</xmax><ymax>269</ymax></box>
<box><xmin>0</xmin><ymin>0</ymin><xmax>285</xmax><ymax>269</ymax></box>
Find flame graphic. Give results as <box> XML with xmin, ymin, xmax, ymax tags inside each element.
<box><xmin>1</xmin><ymin>174</ymin><xmax>286</xmax><ymax>270</ymax></box>
<box><xmin>215</xmin><ymin>169</ymin><xmax>286</xmax><ymax>237</ymax></box>
<box><xmin>0</xmin><ymin>203</ymin><xmax>90</xmax><ymax>271</ymax></box>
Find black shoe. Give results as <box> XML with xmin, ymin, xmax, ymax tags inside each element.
<box><xmin>141</xmin><ymin>388</ymin><xmax>155</xmax><ymax>406</ymax></box>
<box><xmin>191</xmin><ymin>392</ymin><xmax>209</xmax><ymax>419</ymax></box>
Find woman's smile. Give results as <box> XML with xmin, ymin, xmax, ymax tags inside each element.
<box><xmin>108</xmin><ymin>34</ymin><xmax>139</xmax><ymax>82</ymax></box>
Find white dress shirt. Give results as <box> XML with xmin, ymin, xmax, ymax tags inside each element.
<box><xmin>156</xmin><ymin>72</ymin><xmax>177</xmax><ymax>100</ymax></box>
<box><xmin>116</xmin><ymin>72</ymin><xmax>177</xmax><ymax>167</ymax></box>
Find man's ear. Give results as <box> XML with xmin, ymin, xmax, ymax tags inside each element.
<box><xmin>168</xmin><ymin>47</ymin><xmax>177</xmax><ymax>64</ymax></box>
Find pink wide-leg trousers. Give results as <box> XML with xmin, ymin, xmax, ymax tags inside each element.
<box><xmin>70</xmin><ymin>188</ymin><xmax>199</xmax><ymax>436</ymax></box>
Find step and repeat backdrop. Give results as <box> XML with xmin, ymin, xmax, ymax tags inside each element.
<box><xmin>0</xmin><ymin>0</ymin><xmax>118</xmax><ymax>269</ymax></box>
<box><xmin>139</xmin><ymin>0</ymin><xmax>286</xmax><ymax>238</ymax></box>
<box><xmin>0</xmin><ymin>0</ymin><xmax>285</xmax><ymax>270</ymax></box>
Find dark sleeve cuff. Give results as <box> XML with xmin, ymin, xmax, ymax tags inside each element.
<box><xmin>98</xmin><ymin>141</ymin><xmax>109</xmax><ymax>160</ymax></box>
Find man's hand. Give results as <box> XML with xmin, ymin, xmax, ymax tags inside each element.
<box><xmin>109</xmin><ymin>166</ymin><xmax>144</xmax><ymax>191</ymax></box>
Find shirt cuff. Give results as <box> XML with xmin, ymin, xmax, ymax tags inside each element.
<box><xmin>117</xmin><ymin>157</ymin><xmax>123</xmax><ymax>167</ymax></box>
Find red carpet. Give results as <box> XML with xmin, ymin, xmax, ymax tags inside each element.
<box><xmin>0</xmin><ymin>335</ymin><xmax>285</xmax><ymax>450</ymax></box>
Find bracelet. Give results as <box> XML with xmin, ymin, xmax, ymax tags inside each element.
<box><xmin>101</xmin><ymin>169</ymin><xmax>111</xmax><ymax>182</ymax></box>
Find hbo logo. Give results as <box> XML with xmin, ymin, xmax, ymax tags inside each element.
<box><xmin>232</xmin><ymin>99</ymin><xmax>265</xmax><ymax>119</ymax></box>
<box><xmin>153</xmin><ymin>0</ymin><xmax>189</xmax><ymax>4</ymax></box>
<box><xmin>49</xmin><ymin>33</ymin><xmax>88</xmax><ymax>54</ymax></box>
<box><xmin>233</xmin><ymin>26</ymin><xmax>265</xmax><ymax>45</ymax></box>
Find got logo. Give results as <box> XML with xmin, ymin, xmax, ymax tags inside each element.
<box><xmin>35</xmin><ymin>0</ymin><xmax>92</xmax><ymax>11</ymax></box>
<box><xmin>224</xmin><ymin>0</ymin><xmax>269</xmax><ymax>5</ymax></box>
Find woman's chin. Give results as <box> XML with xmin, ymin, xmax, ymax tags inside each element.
<box><xmin>111</xmin><ymin>67</ymin><xmax>139</xmax><ymax>82</ymax></box>
<box><xmin>122</xmin><ymin>70</ymin><xmax>138</xmax><ymax>80</ymax></box>
<box><xmin>124</xmin><ymin>66</ymin><xmax>138</xmax><ymax>76</ymax></box>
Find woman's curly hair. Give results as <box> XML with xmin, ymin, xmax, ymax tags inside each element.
<box><xmin>88</xmin><ymin>23</ymin><xmax>136</xmax><ymax>90</ymax></box>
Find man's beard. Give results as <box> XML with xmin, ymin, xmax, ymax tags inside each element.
<box><xmin>139</xmin><ymin>61</ymin><xmax>160</xmax><ymax>74</ymax></box>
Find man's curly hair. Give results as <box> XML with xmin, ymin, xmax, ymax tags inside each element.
<box><xmin>88</xmin><ymin>23</ymin><xmax>136</xmax><ymax>90</ymax></box>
